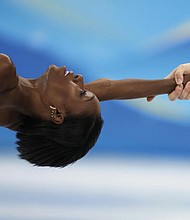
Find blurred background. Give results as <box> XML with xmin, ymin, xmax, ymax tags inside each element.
<box><xmin>1</xmin><ymin>0</ymin><xmax>190</xmax><ymax>219</ymax></box>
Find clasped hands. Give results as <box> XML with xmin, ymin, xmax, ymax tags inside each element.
<box><xmin>147</xmin><ymin>63</ymin><xmax>190</xmax><ymax>102</ymax></box>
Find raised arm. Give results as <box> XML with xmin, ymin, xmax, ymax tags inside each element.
<box><xmin>85</xmin><ymin>76</ymin><xmax>190</xmax><ymax>101</ymax></box>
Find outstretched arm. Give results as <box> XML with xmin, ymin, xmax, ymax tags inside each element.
<box><xmin>85</xmin><ymin>76</ymin><xmax>190</xmax><ymax>102</ymax></box>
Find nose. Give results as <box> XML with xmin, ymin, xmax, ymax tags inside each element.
<box><xmin>73</xmin><ymin>74</ymin><xmax>84</xmax><ymax>88</ymax></box>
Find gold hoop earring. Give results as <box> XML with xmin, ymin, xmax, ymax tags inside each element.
<box><xmin>50</xmin><ymin>105</ymin><xmax>56</xmax><ymax>118</ymax></box>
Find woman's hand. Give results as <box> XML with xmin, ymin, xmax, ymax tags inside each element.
<box><xmin>147</xmin><ymin>63</ymin><xmax>190</xmax><ymax>102</ymax></box>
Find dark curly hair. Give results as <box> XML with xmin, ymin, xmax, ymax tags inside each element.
<box><xmin>16</xmin><ymin>114</ymin><xmax>103</xmax><ymax>168</ymax></box>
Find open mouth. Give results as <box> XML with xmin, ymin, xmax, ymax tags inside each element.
<box><xmin>65</xmin><ymin>71</ymin><xmax>70</xmax><ymax>76</ymax></box>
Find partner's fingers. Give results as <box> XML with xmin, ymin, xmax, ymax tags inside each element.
<box><xmin>174</xmin><ymin>70</ymin><xmax>183</xmax><ymax>85</ymax></box>
<box><xmin>168</xmin><ymin>84</ymin><xmax>183</xmax><ymax>101</ymax></box>
<box><xmin>165</xmin><ymin>68</ymin><xmax>183</xmax><ymax>84</ymax></box>
<box><xmin>178</xmin><ymin>81</ymin><xmax>190</xmax><ymax>100</ymax></box>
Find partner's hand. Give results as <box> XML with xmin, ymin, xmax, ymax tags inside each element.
<box><xmin>147</xmin><ymin>63</ymin><xmax>190</xmax><ymax>102</ymax></box>
<box><xmin>166</xmin><ymin>63</ymin><xmax>190</xmax><ymax>101</ymax></box>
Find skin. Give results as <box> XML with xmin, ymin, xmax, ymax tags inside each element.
<box><xmin>165</xmin><ymin>63</ymin><xmax>190</xmax><ymax>101</ymax></box>
<box><xmin>147</xmin><ymin>63</ymin><xmax>190</xmax><ymax>102</ymax></box>
<box><xmin>0</xmin><ymin>53</ymin><xmax>189</xmax><ymax>131</ymax></box>
<box><xmin>36</xmin><ymin>65</ymin><xmax>101</xmax><ymax>124</ymax></box>
<box><xmin>0</xmin><ymin>54</ymin><xmax>101</xmax><ymax>128</ymax></box>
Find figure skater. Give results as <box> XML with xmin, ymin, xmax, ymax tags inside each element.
<box><xmin>0</xmin><ymin>53</ymin><xmax>189</xmax><ymax>167</ymax></box>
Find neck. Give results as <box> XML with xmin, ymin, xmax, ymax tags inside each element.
<box><xmin>2</xmin><ymin>76</ymin><xmax>50</xmax><ymax>120</ymax></box>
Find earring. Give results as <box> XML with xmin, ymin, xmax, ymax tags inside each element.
<box><xmin>50</xmin><ymin>105</ymin><xmax>56</xmax><ymax>118</ymax></box>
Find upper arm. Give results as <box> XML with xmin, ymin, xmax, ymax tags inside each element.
<box><xmin>0</xmin><ymin>54</ymin><xmax>18</xmax><ymax>93</ymax></box>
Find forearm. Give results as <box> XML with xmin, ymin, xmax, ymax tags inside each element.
<box><xmin>85</xmin><ymin>76</ymin><xmax>190</xmax><ymax>101</ymax></box>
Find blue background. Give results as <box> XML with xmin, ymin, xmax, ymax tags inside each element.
<box><xmin>1</xmin><ymin>1</ymin><xmax>190</xmax><ymax>220</ymax></box>
<box><xmin>0</xmin><ymin>0</ymin><xmax>190</xmax><ymax>157</ymax></box>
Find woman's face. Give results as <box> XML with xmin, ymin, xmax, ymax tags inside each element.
<box><xmin>38</xmin><ymin>65</ymin><xmax>101</xmax><ymax>118</ymax></box>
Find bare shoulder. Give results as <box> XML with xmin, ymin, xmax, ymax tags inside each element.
<box><xmin>0</xmin><ymin>54</ymin><xmax>18</xmax><ymax>93</ymax></box>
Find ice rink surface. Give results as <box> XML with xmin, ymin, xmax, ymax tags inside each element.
<box><xmin>1</xmin><ymin>155</ymin><xmax>190</xmax><ymax>220</ymax></box>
